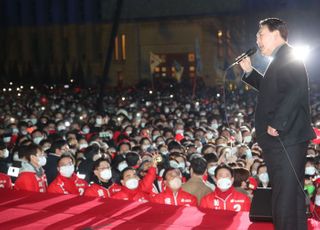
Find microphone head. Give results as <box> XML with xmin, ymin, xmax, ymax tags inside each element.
<box><xmin>247</xmin><ymin>47</ymin><xmax>257</xmax><ymax>56</ymax></box>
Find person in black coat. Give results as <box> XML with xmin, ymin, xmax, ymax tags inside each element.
<box><xmin>239</xmin><ymin>18</ymin><xmax>316</xmax><ymax>230</ymax></box>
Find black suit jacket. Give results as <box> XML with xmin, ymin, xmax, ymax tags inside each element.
<box><xmin>242</xmin><ymin>44</ymin><xmax>316</xmax><ymax>149</ymax></box>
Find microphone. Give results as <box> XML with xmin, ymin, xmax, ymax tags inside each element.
<box><xmin>227</xmin><ymin>47</ymin><xmax>257</xmax><ymax>69</ymax></box>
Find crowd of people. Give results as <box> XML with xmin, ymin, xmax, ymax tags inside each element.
<box><xmin>0</xmin><ymin>81</ymin><xmax>320</xmax><ymax>216</ymax></box>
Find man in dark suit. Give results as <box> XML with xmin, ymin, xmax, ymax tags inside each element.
<box><xmin>239</xmin><ymin>18</ymin><xmax>316</xmax><ymax>230</ymax></box>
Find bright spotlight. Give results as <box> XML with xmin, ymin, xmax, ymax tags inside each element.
<box><xmin>293</xmin><ymin>45</ymin><xmax>310</xmax><ymax>61</ymax></box>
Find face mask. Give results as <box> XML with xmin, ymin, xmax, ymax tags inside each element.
<box><xmin>38</xmin><ymin>156</ymin><xmax>47</xmax><ymax>166</ymax></box>
<box><xmin>12</xmin><ymin>128</ymin><xmax>19</xmax><ymax>134</ymax></box>
<box><xmin>59</xmin><ymin>165</ymin><xmax>75</xmax><ymax>178</ymax></box>
<box><xmin>196</xmin><ymin>146</ymin><xmax>202</xmax><ymax>154</ymax></box>
<box><xmin>305</xmin><ymin>166</ymin><xmax>316</xmax><ymax>176</ymax></box>
<box><xmin>142</xmin><ymin>144</ymin><xmax>150</xmax><ymax>152</ymax></box>
<box><xmin>20</xmin><ymin>130</ymin><xmax>28</xmax><ymax>136</ymax></box>
<box><xmin>169</xmin><ymin>160</ymin><xmax>179</xmax><ymax>169</ymax></box>
<box><xmin>243</xmin><ymin>136</ymin><xmax>252</xmax><ymax>144</ymax></box>
<box><xmin>217</xmin><ymin>178</ymin><xmax>232</xmax><ymax>191</ymax></box>
<box><xmin>13</xmin><ymin>152</ymin><xmax>20</xmax><ymax>161</ymax></box>
<box><xmin>79</xmin><ymin>143</ymin><xmax>88</xmax><ymax>150</ymax></box>
<box><xmin>33</xmin><ymin>136</ymin><xmax>44</xmax><ymax>145</ymax></box>
<box><xmin>211</xmin><ymin>123</ymin><xmax>219</xmax><ymax>130</ymax></box>
<box><xmin>258</xmin><ymin>173</ymin><xmax>269</xmax><ymax>184</ymax></box>
<box><xmin>2</xmin><ymin>149</ymin><xmax>9</xmax><ymax>158</ymax></box>
<box><xmin>169</xmin><ymin>177</ymin><xmax>182</xmax><ymax>190</ymax></box>
<box><xmin>82</xmin><ymin>128</ymin><xmax>90</xmax><ymax>134</ymax></box>
<box><xmin>30</xmin><ymin>118</ymin><xmax>37</xmax><ymax>125</ymax></box>
<box><xmin>176</xmin><ymin>129</ymin><xmax>184</xmax><ymax>135</ymax></box>
<box><xmin>118</xmin><ymin>161</ymin><xmax>128</xmax><ymax>172</ymax></box>
<box><xmin>100</xmin><ymin>169</ymin><xmax>112</xmax><ymax>180</ymax></box>
<box><xmin>245</xmin><ymin>149</ymin><xmax>253</xmax><ymax>159</ymax></box>
<box><xmin>251</xmin><ymin>170</ymin><xmax>257</xmax><ymax>176</ymax></box>
<box><xmin>185</xmin><ymin>104</ymin><xmax>191</xmax><ymax>110</ymax></box>
<box><xmin>152</xmin><ymin>135</ymin><xmax>159</xmax><ymax>141</ymax></box>
<box><xmin>3</xmin><ymin>137</ymin><xmax>11</xmax><ymax>143</ymax></box>
<box><xmin>57</xmin><ymin>125</ymin><xmax>66</xmax><ymax>131</ymax></box>
<box><xmin>208</xmin><ymin>166</ymin><xmax>217</xmax><ymax>176</ymax></box>
<box><xmin>206</xmin><ymin>132</ymin><xmax>213</xmax><ymax>140</ymax></box>
<box><xmin>178</xmin><ymin>162</ymin><xmax>185</xmax><ymax>170</ymax></box>
<box><xmin>96</xmin><ymin>118</ymin><xmax>103</xmax><ymax>125</ymax></box>
<box><xmin>125</xmin><ymin>178</ymin><xmax>139</xmax><ymax>190</ymax></box>
<box><xmin>160</xmin><ymin>150</ymin><xmax>169</xmax><ymax>155</ymax></box>
<box><xmin>126</xmin><ymin>130</ymin><xmax>132</xmax><ymax>135</ymax></box>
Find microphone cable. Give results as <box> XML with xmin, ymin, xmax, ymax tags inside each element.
<box><xmin>276</xmin><ymin>136</ymin><xmax>320</xmax><ymax>220</ymax></box>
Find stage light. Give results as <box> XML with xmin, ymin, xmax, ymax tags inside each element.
<box><xmin>122</xmin><ymin>97</ymin><xmax>126</xmax><ymax>101</ymax></box>
<box><xmin>20</xmin><ymin>85</ymin><xmax>24</xmax><ymax>89</ymax></box>
<box><xmin>217</xmin><ymin>93</ymin><xmax>221</xmax><ymax>98</ymax></box>
<box><xmin>8</xmin><ymin>88</ymin><xmax>12</xmax><ymax>92</ymax></box>
<box><xmin>64</xmin><ymin>121</ymin><xmax>71</xmax><ymax>127</ymax></box>
<box><xmin>64</xmin><ymin>85</ymin><xmax>69</xmax><ymax>89</ymax></box>
<box><xmin>16</xmin><ymin>88</ymin><xmax>20</xmax><ymax>91</ymax></box>
<box><xmin>149</xmin><ymin>90</ymin><xmax>153</xmax><ymax>94</ymax></box>
<box><xmin>70</xmin><ymin>79</ymin><xmax>74</xmax><ymax>83</ymax></box>
<box><xmin>292</xmin><ymin>45</ymin><xmax>310</xmax><ymax>61</ymax></box>
<box><xmin>3</xmin><ymin>88</ymin><xmax>6</xmax><ymax>92</ymax></box>
<box><xmin>79</xmin><ymin>116</ymin><xmax>83</xmax><ymax>120</ymax></box>
<box><xmin>17</xmin><ymin>93</ymin><xmax>21</xmax><ymax>97</ymax></box>
<box><xmin>30</xmin><ymin>86</ymin><xmax>34</xmax><ymax>90</ymax></box>
<box><xmin>170</xmin><ymin>94</ymin><xmax>174</xmax><ymax>98</ymax></box>
<box><xmin>50</xmin><ymin>86</ymin><xmax>54</xmax><ymax>90</ymax></box>
<box><xmin>10</xmin><ymin>117</ymin><xmax>15</xmax><ymax>123</ymax></box>
<box><xmin>9</xmin><ymin>82</ymin><xmax>13</xmax><ymax>85</ymax></box>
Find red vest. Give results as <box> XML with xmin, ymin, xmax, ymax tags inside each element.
<box><xmin>0</xmin><ymin>173</ymin><xmax>12</xmax><ymax>190</ymax></box>
<box><xmin>151</xmin><ymin>188</ymin><xmax>197</xmax><ymax>206</ymax></box>
<box><xmin>84</xmin><ymin>183</ymin><xmax>121</xmax><ymax>198</ymax></box>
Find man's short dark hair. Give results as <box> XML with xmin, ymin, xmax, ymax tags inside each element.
<box><xmin>162</xmin><ymin>167</ymin><xmax>181</xmax><ymax>181</ymax></box>
<box><xmin>190</xmin><ymin>157</ymin><xmax>207</xmax><ymax>175</ymax></box>
<box><xmin>214</xmin><ymin>164</ymin><xmax>234</xmax><ymax>178</ymax></box>
<box><xmin>125</xmin><ymin>151</ymin><xmax>140</xmax><ymax>167</ymax></box>
<box><xmin>24</xmin><ymin>144</ymin><xmax>41</xmax><ymax>162</ymax></box>
<box><xmin>120</xmin><ymin>167</ymin><xmax>136</xmax><ymax>180</ymax></box>
<box><xmin>259</xmin><ymin>18</ymin><xmax>288</xmax><ymax>41</ymax></box>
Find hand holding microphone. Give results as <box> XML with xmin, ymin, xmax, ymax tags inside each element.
<box><xmin>237</xmin><ymin>47</ymin><xmax>256</xmax><ymax>73</ymax></box>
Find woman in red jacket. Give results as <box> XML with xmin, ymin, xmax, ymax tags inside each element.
<box><xmin>84</xmin><ymin>158</ymin><xmax>121</xmax><ymax>198</ymax></box>
<box><xmin>200</xmin><ymin>164</ymin><xmax>251</xmax><ymax>212</ymax></box>
<box><xmin>48</xmin><ymin>154</ymin><xmax>88</xmax><ymax>195</ymax></box>
<box><xmin>14</xmin><ymin>144</ymin><xmax>47</xmax><ymax>193</ymax></box>
<box><xmin>151</xmin><ymin>167</ymin><xmax>197</xmax><ymax>206</ymax></box>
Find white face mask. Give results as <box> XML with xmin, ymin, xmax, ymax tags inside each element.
<box><xmin>178</xmin><ymin>162</ymin><xmax>185</xmax><ymax>170</ymax></box>
<box><xmin>169</xmin><ymin>160</ymin><xmax>179</xmax><ymax>169</ymax></box>
<box><xmin>118</xmin><ymin>161</ymin><xmax>128</xmax><ymax>172</ymax></box>
<box><xmin>160</xmin><ymin>150</ymin><xmax>169</xmax><ymax>155</ymax></box>
<box><xmin>211</xmin><ymin>123</ymin><xmax>219</xmax><ymax>130</ymax></box>
<box><xmin>243</xmin><ymin>136</ymin><xmax>252</xmax><ymax>144</ymax></box>
<box><xmin>100</xmin><ymin>169</ymin><xmax>112</xmax><ymax>180</ymax></box>
<box><xmin>33</xmin><ymin>136</ymin><xmax>44</xmax><ymax>145</ymax></box>
<box><xmin>82</xmin><ymin>128</ymin><xmax>90</xmax><ymax>134</ymax></box>
<box><xmin>21</xmin><ymin>130</ymin><xmax>28</xmax><ymax>136</ymax></box>
<box><xmin>79</xmin><ymin>143</ymin><xmax>88</xmax><ymax>150</ymax></box>
<box><xmin>305</xmin><ymin>166</ymin><xmax>316</xmax><ymax>176</ymax></box>
<box><xmin>206</xmin><ymin>132</ymin><xmax>214</xmax><ymax>140</ymax></box>
<box><xmin>217</xmin><ymin>178</ymin><xmax>233</xmax><ymax>191</ymax></box>
<box><xmin>2</xmin><ymin>149</ymin><xmax>9</xmax><ymax>158</ymax></box>
<box><xmin>60</xmin><ymin>165</ymin><xmax>75</xmax><ymax>178</ymax></box>
<box><xmin>125</xmin><ymin>178</ymin><xmax>139</xmax><ymax>190</ymax></box>
<box><xmin>96</xmin><ymin>118</ymin><xmax>103</xmax><ymax>125</ymax></box>
<box><xmin>38</xmin><ymin>156</ymin><xmax>47</xmax><ymax>166</ymax></box>
<box><xmin>251</xmin><ymin>170</ymin><xmax>257</xmax><ymax>176</ymax></box>
<box><xmin>3</xmin><ymin>137</ymin><xmax>11</xmax><ymax>143</ymax></box>
<box><xmin>196</xmin><ymin>146</ymin><xmax>202</xmax><ymax>154</ymax></box>
<box><xmin>258</xmin><ymin>172</ymin><xmax>269</xmax><ymax>184</ymax></box>
<box><xmin>208</xmin><ymin>166</ymin><xmax>217</xmax><ymax>176</ymax></box>
<box><xmin>169</xmin><ymin>177</ymin><xmax>182</xmax><ymax>190</ymax></box>
<box><xmin>57</xmin><ymin>125</ymin><xmax>66</xmax><ymax>131</ymax></box>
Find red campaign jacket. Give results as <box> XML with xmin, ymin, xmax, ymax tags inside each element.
<box><xmin>0</xmin><ymin>173</ymin><xmax>12</xmax><ymax>190</ymax></box>
<box><xmin>84</xmin><ymin>183</ymin><xmax>122</xmax><ymax>198</ymax></box>
<box><xmin>200</xmin><ymin>187</ymin><xmax>251</xmax><ymax>212</ymax></box>
<box><xmin>47</xmin><ymin>173</ymin><xmax>88</xmax><ymax>195</ymax></box>
<box><xmin>151</xmin><ymin>188</ymin><xmax>197</xmax><ymax>206</ymax></box>
<box><xmin>14</xmin><ymin>172</ymin><xmax>47</xmax><ymax>193</ymax></box>
<box><xmin>139</xmin><ymin>166</ymin><xmax>157</xmax><ymax>194</ymax></box>
<box><xmin>111</xmin><ymin>186</ymin><xmax>150</xmax><ymax>202</ymax></box>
